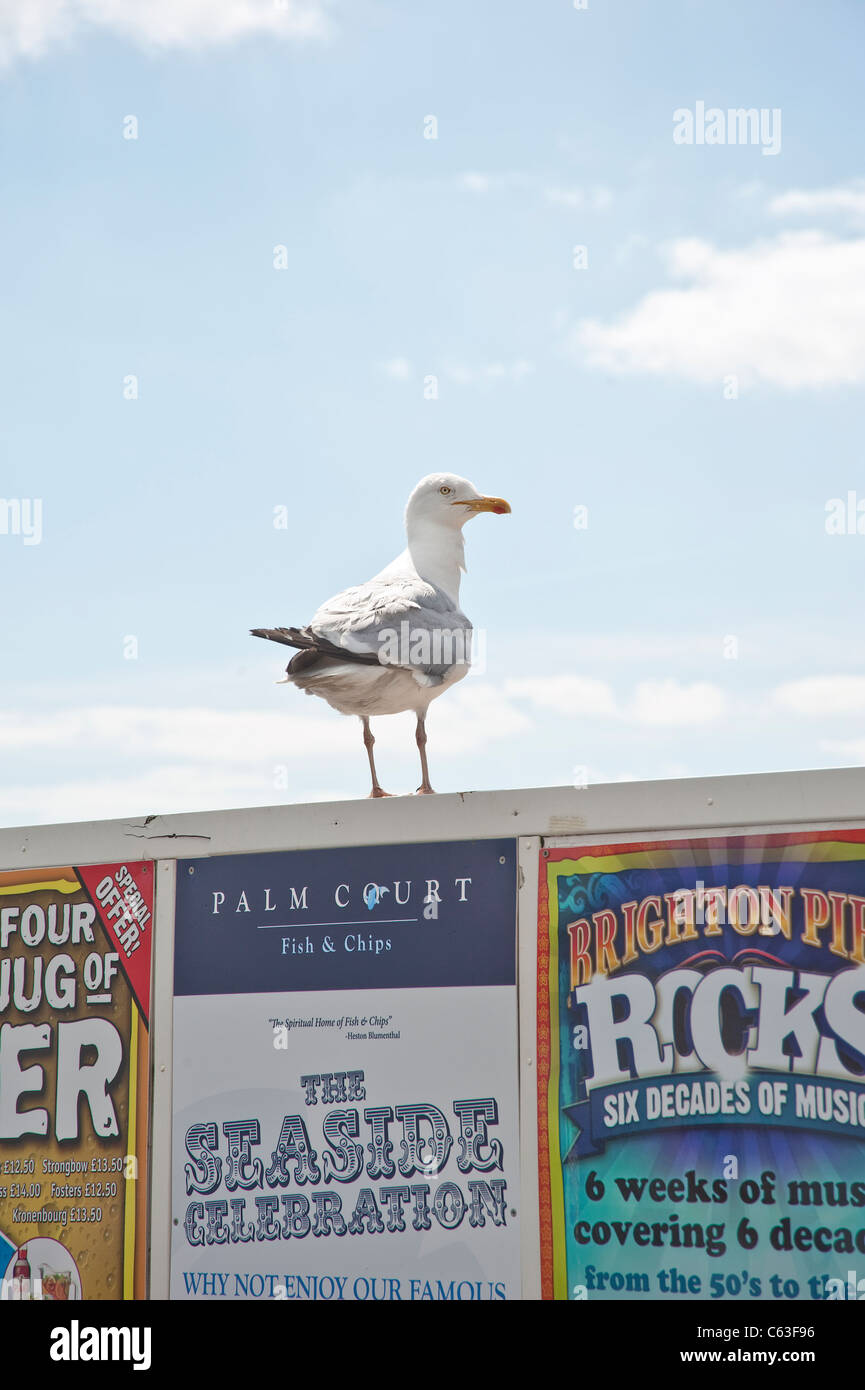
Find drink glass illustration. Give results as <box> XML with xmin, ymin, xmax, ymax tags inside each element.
<box><xmin>40</xmin><ymin>1266</ymin><xmax>57</xmax><ymax>1300</ymax></box>
<box><xmin>54</xmin><ymin>1271</ymin><xmax>71</xmax><ymax>1301</ymax></box>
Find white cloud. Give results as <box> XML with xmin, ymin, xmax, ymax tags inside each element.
<box><xmin>0</xmin><ymin>705</ymin><xmax>352</xmax><ymax>761</ymax></box>
<box><xmin>770</xmin><ymin>182</ymin><xmax>865</xmax><ymax>224</ymax></box>
<box><xmin>0</xmin><ymin>690</ymin><xmax>527</xmax><ymax>767</ymax></box>
<box><xmin>0</xmin><ymin>765</ymin><xmax>283</xmax><ymax>825</ymax></box>
<box><xmin>627</xmin><ymin>680</ymin><xmax>725</xmax><ymax>726</ymax></box>
<box><xmin>457</xmin><ymin>173</ymin><xmax>612</xmax><ymax>211</ymax></box>
<box><xmin>458</xmin><ymin>172</ymin><xmax>493</xmax><ymax>194</ymax></box>
<box><xmin>544</xmin><ymin>186</ymin><xmax>612</xmax><ymax>211</ymax></box>
<box><xmin>614</xmin><ymin>232</ymin><xmax>649</xmax><ymax>265</ymax></box>
<box><xmin>506</xmin><ymin>676</ymin><xmax>725</xmax><ymax>726</ymax></box>
<box><xmin>506</xmin><ymin>675</ymin><xmax>617</xmax><ymax>717</ymax></box>
<box><xmin>380</xmin><ymin>357</ymin><xmax>412</xmax><ymax>380</ymax></box>
<box><xmin>421</xmin><ymin>683</ymin><xmax>531</xmax><ymax>754</ymax></box>
<box><xmin>0</xmin><ymin>0</ymin><xmax>329</xmax><ymax>64</ymax></box>
<box><xmin>819</xmin><ymin>739</ymin><xmax>865</xmax><ymax>763</ymax></box>
<box><xmin>544</xmin><ymin>186</ymin><xmax>582</xmax><ymax>209</ymax></box>
<box><xmin>574</xmin><ymin>231</ymin><xmax>865</xmax><ymax>389</ymax></box>
<box><xmin>774</xmin><ymin>676</ymin><xmax>865</xmax><ymax>716</ymax></box>
<box><xmin>573</xmin><ymin>763</ymin><xmax>693</xmax><ymax>786</ymax></box>
<box><xmin>457</xmin><ymin>172</ymin><xmax>528</xmax><ymax>195</ymax></box>
<box><xmin>0</xmin><ymin>687</ymin><xmax>531</xmax><ymax>824</ymax></box>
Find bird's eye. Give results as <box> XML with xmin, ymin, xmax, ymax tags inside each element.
<box><xmin>439</xmin><ymin>485</ymin><xmax>452</xmax><ymax>495</ymax></box>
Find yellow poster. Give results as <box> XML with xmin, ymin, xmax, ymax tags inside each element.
<box><xmin>0</xmin><ymin>861</ymin><xmax>153</xmax><ymax>1301</ymax></box>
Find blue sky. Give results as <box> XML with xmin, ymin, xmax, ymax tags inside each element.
<box><xmin>2</xmin><ymin>0</ymin><xmax>865</xmax><ymax>824</ymax></box>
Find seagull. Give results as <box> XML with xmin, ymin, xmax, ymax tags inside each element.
<box><xmin>251</xmin><ymin>472</ymin><xmax>511</xmax><ymax>797</ymax></box>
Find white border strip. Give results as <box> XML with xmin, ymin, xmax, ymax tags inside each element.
<box><xmin>517</xmin><ymin>836</ymin><xmax>542</xmax><ymax>1300</ymax></box>
<box><xmin>148</xmin><ymin>858</ymin><xmax>176</xmax><ymax>1299</ymax></box>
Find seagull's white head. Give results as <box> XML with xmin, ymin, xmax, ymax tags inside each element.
<box><xmin>399</xmin><ymin>474</ymin><xmax>510</xmax><ymax>599</ymax></box>
<box><xmin>405</xmin><ymin>473</ymin><xmax>511</xmax><ymax>532</ymax></box>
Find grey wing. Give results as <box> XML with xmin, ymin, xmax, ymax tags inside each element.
<box><xmin>310</xmin><ymin>577</ymin><xmax>473</xmax><ymax>685</ymax></box>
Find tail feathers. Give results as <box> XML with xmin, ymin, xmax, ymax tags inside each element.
<box><xmin>286</xmin><ymin>647</ymin><xmax>324</xmax><ymax>676</ymax></box>
<box><xmin>250</xmin><ymin>625</ymin><xmax>312</xmax><ymax>650</ymax></box>
<box><xmin>250</xmin><ymin>625</ymin><xmax>381</xmax><ymax>667</ymax></box>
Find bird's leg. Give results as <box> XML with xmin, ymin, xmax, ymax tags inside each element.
<box><xmin>415</xmin><ymin>714</ymin><xmax>435</xmax><ymax>794</ymax></box>
<box><xmin>362</xmin><ymin>717</ymin><xmax>391</xmax><ymax>798</ymax></box>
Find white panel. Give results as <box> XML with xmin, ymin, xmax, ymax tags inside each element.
<box><xmin>147</xmin><ymin>858</ymin><xmax>176</xmax><ymax>1299</ymax></box>
<box><xmin>517</xmin><ymin>836</ymin><xmax>542</xmax><ymax>1300</ymax></box>
<box><xmin>170</xmin><ymin>986</ymin><xmax>520</xmax><ymax>1301</ymax></box>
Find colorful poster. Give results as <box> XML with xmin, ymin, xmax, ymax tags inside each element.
<box><xmin>171</xmin><ymin>838</ymin><xmax>520</xmax><ymax>1301</ymax></box>
<box><xmin>0</xmin><ymin>861</ymin><xmax>153</xmax><ymax>1301</ymax></box>
<box><xmin>538</xmin><ymin>831</ymin><xmax>865</xmax><ymax>1301</ymax></box>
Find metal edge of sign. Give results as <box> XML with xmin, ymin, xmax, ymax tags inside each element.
<box><xmin>148</xmin><ymin>859</ymin><xmax>177</xmax><ymax>1300</ymax></box>
<box><xmin>543</xmin><ymin>850</ymin><xmax>569</xmax><ymax>1300</ymax></box>
<box><xmin>123</xmin><ymin>1007</ymin><xmax>139</xmax><ymax>1298</ymax></box>
<box><xmin>542</xmin><ymin>812</ymin><xmax>865</xmax><ymax>854</ymax></box>
<box><xmin>2</xmin><ymin>767</ymin><xmax>865</xmax><ymax>877</ymax></box>
<box><xmin>517</xmin><ymin>836</ymin><xmax>542</xmax><ymax>1300</ymax></box>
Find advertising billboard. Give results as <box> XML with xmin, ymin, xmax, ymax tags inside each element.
<box><xmin>0</xmin><ymin>861</ymin><xmax>153</xmax><ymax>1301</ymax></box>
<box><xmin>171</xmin><ymin>838</ymin><xmax>521</xmax><ymax>1301</ymax></box>
<box><xmin>538</xmin><ymin>831</ymin><xmax>865</xmax><ymax>1302</ymax></box>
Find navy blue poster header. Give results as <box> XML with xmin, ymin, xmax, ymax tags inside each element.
<box><xmin>174</xmin><ymin>838</ymin><xmax>517</xmax><ymax>996</ymax></box>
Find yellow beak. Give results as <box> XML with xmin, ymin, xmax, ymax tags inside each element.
<box><xmin>452</xmin><ymin>495</ymin><xmax>511</xmax><ymax>516</ymax></box>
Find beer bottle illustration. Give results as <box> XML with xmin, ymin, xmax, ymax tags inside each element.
<box><xmin>12</xmin><ymin>1248</ymin><xmax>31</xmax><ymax>1301</ymax></box>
